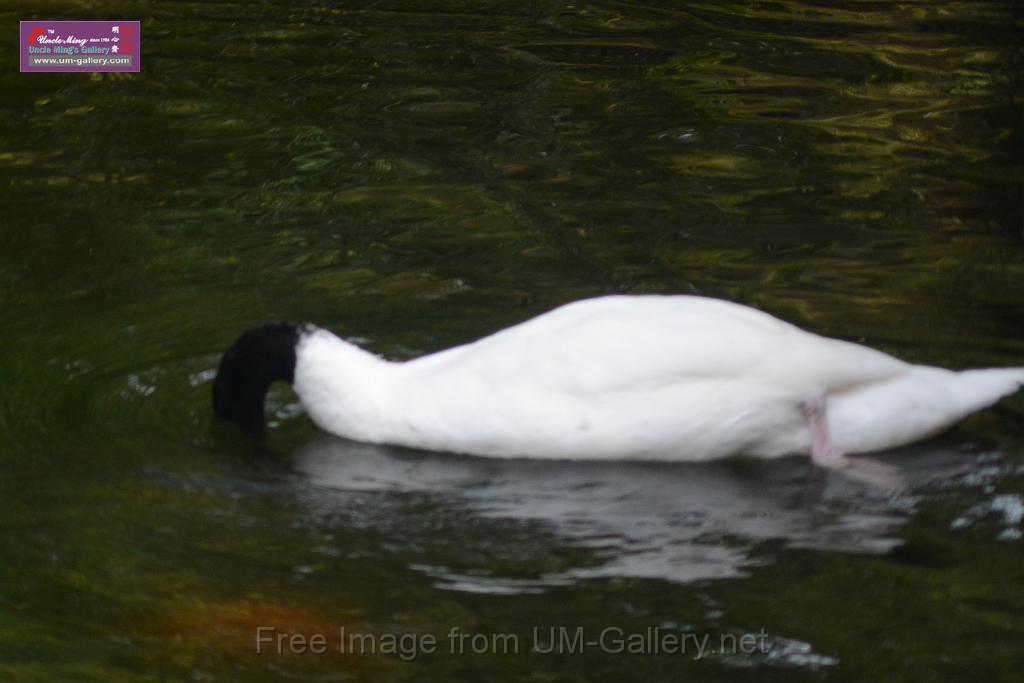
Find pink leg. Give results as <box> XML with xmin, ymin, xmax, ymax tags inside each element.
<box><xmin>802</xmin><ymin>396</ymin><xmax>848</xmax><ymax>469</ymax></box>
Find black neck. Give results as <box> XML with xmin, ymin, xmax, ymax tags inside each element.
<box><xmin>212</xmin><ymin>323</ymin><xmax>300</xmax><ymax>428</ymax></box>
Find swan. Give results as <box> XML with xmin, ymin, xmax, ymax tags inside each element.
<box><xmin>212</xmin><ymin>295</ymin><xmax>1024</xmax><ymax>469</ymax></box>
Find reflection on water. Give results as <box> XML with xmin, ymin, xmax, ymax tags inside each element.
<box><xmin>290</xmin><ymin>435</ymin><xmax>1007</xmax><ymax>593</ymax></box>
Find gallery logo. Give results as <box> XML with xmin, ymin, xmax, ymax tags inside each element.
<box><xmin>19</xmin><ymin>20</ymin><xmax>141</xmax><ymax>73</ymax></box>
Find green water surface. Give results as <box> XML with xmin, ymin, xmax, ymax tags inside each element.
<box><xmin>2</xmin><ymin>1</ymin><xmax>1023</xmax><ymax>681</ymax></box>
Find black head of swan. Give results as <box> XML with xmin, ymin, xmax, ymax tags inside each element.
<box><xmin>213</xmin><ymin>322</ymin><xmax>300</xmax><ymax>429</ymax></box>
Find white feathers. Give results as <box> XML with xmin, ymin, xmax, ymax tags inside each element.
<box><xmin>830</xmin><ymin>366</ymin><xmax>1024</xmax><ymax>454</ymax></box>
<box><xmin>291</xmin><ymin>295</ymin><xmax>1023</xmax><ymax>461</ymax></box>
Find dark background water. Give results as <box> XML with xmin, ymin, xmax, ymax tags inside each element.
<box><xmin>1</xmin><ymin>1</ymin><xmax>1023</xmax><ymax>681</ymax></box>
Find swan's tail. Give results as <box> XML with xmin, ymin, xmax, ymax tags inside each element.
<box><xmin>831</xmin><ymin>366</ymin><xmax>1024</xmax><ymax>454</ymax></box>
<box><xmin>948</xmin><ymin>367</ymin><xmax>1024</xmax><ymax>414</ymax></box>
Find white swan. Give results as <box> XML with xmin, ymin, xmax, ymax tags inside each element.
<box><xmin>212</xmin><ymin>295</ymin><xmax>1024</xmax><ymax>468</ymax></box>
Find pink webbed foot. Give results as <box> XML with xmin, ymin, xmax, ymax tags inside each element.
<box><xmin>801</xmin><ymin>396</ymin><xmax>905</xmax><ymax>491</ymax></box>
<box><xmin>801</xmin><ymin>396</ymin><xmax>849</xmax><ymax>469</ymax></box>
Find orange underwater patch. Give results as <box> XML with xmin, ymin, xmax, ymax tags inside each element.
<box><xmin>158</xmin><ymin>598</ymin><xmax>354</xmax><ymax>657</ymax></box>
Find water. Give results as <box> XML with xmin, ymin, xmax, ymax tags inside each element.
<box><xmin>2</xmin><ymin>0</ymin><xmax>1023</xmax><ymax>680</ymax></box>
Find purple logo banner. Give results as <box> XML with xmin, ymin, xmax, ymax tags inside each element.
<box><xmin>20</xmin><ymin>20</ymin><xmax>140</xmax><ymax>73</ymax></box>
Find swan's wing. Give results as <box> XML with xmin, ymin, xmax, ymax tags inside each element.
<box><xmin>407</xmin><ymin>295</ymin><xmax>907</xmax><ymax>398</ymax></box>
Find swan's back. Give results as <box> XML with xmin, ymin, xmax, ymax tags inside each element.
<box><xmin>405</xmin><ymin>295</ymin><xmax>906</xmax><ymax>398</ymax></box>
